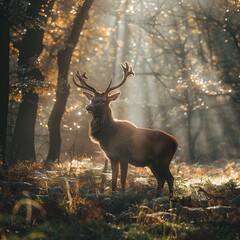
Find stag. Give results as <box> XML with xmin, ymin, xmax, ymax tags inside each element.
<box><xmin>73</xmin><ymin>62</ymin><xmax>178</xmax><ymax>198</ymax></box>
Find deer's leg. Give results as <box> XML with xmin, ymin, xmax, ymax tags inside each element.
<box><xmin>164</xmin><ymin>169</ymin><xmax>174</xmax><ymax>199</ymax></box>
<box><xmin>120</xmin><ymin>161</ymin><xmax>128</xmax><ymax>192</ymax></box>
<box><xmin>111</xmin><ymin>160</ymin><xmax>119</xmax><ymax>191</ymax></box>
<box><xmin>149</xmin><ymin>164</ymin><xmax>165</xmax><ymax>196</ymax></box>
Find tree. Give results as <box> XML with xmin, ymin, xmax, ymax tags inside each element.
<box><xmin>46</xmin><ymin>0</ymin><xmax>94</xmax><ymax>163</ymax></box>
<box><xmin>11</xmin><ymin>0</ymin><xmax>55</xmax><ymax>164</ymax></box>
<box><xmin>0</xmin><ymin>0</ymin><xmax>10</xmax><ymax>164</ymax></box>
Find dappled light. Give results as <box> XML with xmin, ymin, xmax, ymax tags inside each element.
<box><xmin>1</xmin><ymin>158</ymin><xmax>240</xmax><ymax>239</ymax></box>
<box><xmin>1</xmin><ymin>0</ymin><xmax>240</xmax><ymax>239</ymax></box>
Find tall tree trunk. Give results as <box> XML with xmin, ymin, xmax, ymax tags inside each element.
<box><xmin>46</xmin><ymin>0</ymin><xmax>94</xmax><ymax>163</ymax></box>
<box><xmin>0</xmin><ymin>0</ymin><xmax>10</xmax><ymax>164</ymax></box>
<box><xmin>47</xmin><ymin>77</ymin><xmax>70</xmax><ymax>162</ymax></box>
<box><xmin>186</xmin><ymin>102</ymin><xmax>195</xmax><ymax>163</ymax></box>
<box><xmin>11</xmin><ymin>0</ymin><xmax>55</xmax><ymax>164</ymax></box>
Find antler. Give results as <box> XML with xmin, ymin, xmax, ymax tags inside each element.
<box><xmin>73</xmin><ymin>71</ymin><xmax>97</xmax><ymax>94</ymax></box>
<box><xmin>106</xmin><ymin>61</ymin><xmax>134</xmax><ymax>93</ymax></box>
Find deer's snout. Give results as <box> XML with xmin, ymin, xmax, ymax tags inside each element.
<box><xmin>86</xmin><ymin>104</ymin><xmax>94</xmax><ymax>113</ymax></box>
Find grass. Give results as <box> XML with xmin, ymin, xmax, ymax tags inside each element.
<box><xmin>0</xmin><ymin>157</ymin><xmax>240</xmax><ymax>239</ymax></box>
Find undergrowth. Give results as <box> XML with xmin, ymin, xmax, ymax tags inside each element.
<box><xmin>0</xmin><ymin>157</ymin><xmax>239</xmax><ymax>239</ymax></box>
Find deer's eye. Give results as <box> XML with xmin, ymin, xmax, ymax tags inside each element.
<box><xmin>93</xmin><ymin>99</ymin><xmax>101</xmax><ymax>104</ymax></box>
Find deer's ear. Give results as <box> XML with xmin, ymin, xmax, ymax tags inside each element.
<box><xmin>108</xmin><ymin>92</ymin><xmax>121</xmax><ymax>102</ymax></box>
<box><xmin>83</xmin><ymin>92</ymin><xmax>94</xmax><ymax>100</ymax></box>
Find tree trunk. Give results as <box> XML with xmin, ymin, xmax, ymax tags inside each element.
<box><xmin>0</xmin><ymin>0</ymin><xmax>10</xmax><ymax>164</ymax></box>
<box><xmin>11</xmin><ymin>0</ymin><xmax>55</xmax><ymax>164</ymax></box>
<box><xmin>186</xmin><ymin>105</ymin><xmax>196</xmax><ymax>163</ymax></box>
<box><xmin>46</xmin><ymin>0</ymin><xmax>94</xmax><ymax>162</ymax></box>
<box><xmin>47</xmin><ymin>79</ymin><xmax>70</xmax><ymax>161</ymax></box>
<box><xmin>12</xmin><ymin>93</ymin><xmax>39</xmax><ymax>162</ymax></box>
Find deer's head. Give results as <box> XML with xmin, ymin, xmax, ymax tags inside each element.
<box><xmin>73</xmin><ymin>62</ymin><xmax>134</xmax><ymax>116</ymax></box>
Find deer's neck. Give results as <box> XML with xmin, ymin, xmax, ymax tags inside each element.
<box><xmin>90</xmin><ymin>107</ymin><xmax>115</xmax><ymax>138</ymax></box>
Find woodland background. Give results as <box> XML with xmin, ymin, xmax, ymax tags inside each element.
<box><xmin>0</xmin><ymin>0</ymin><xmax>240</xmax><ymax>239</ymax></box>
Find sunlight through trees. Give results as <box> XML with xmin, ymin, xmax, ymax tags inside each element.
<box><xmin>1</xmin><ymin>1</ymin><xmax>240</xmax><ymax>239</ymax></box>
<box><xmin>3</xmin><ymin>0</ymin><xmax>240</xmax><ymax>164</ymax></box>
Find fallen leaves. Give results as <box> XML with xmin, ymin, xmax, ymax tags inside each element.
<box><xmin>0</xmin><ymin>158</ymin><xmax>239</xmax><ymax>239</ymax></box>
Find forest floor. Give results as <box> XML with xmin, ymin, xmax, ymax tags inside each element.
<box><xmin>0</xmin><ymin>157</ymin><xmax>240</xmax><ymax>240</ymax></box>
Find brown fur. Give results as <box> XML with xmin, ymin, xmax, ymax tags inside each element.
<box><xmin>87</xmin><ymin>100</ymin><xmax>178</xmax><ymax>198</ymax></box>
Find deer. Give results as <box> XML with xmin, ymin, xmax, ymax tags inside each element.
<box><xmin>73</xmin><ymin>62</ymin><xmax>178</xmax><ymax>198</ymax></box>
